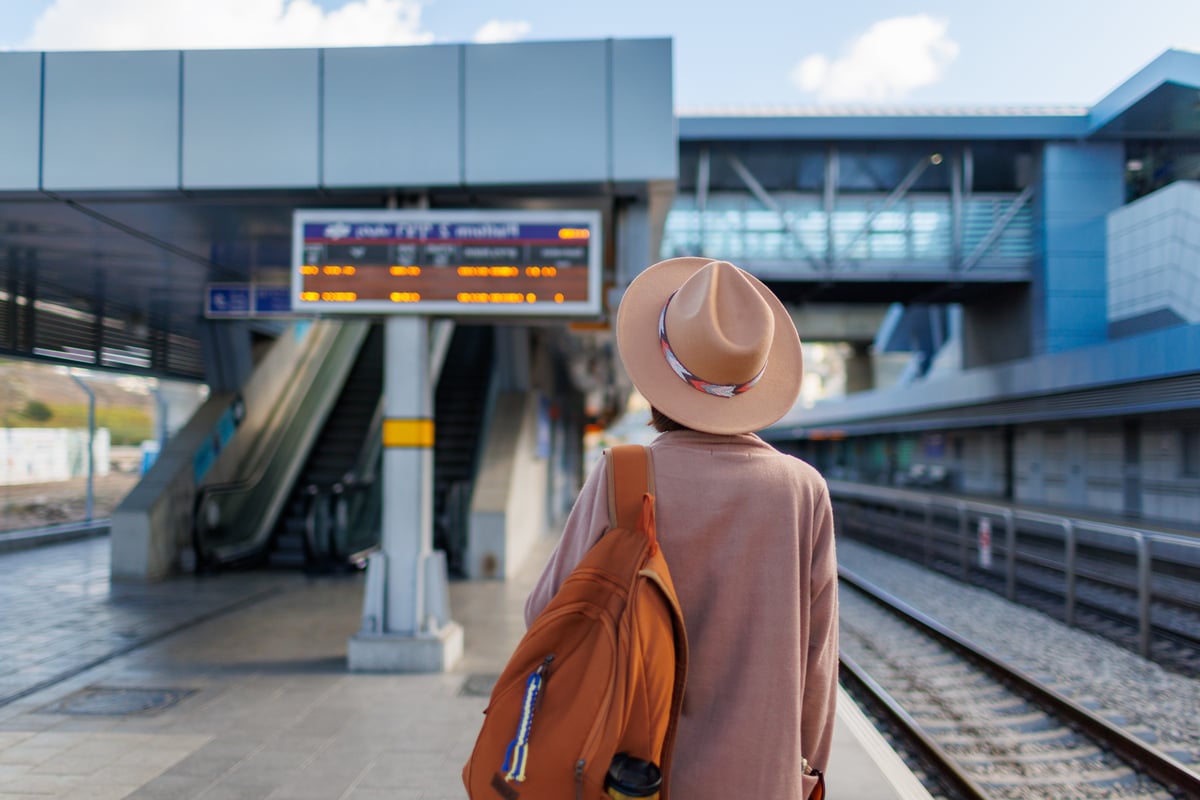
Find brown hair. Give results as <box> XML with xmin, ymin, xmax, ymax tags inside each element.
<box><xmin>649</xmin><ymin>407</ymin><xmax>693</xmax><ymax>433</ymax></box>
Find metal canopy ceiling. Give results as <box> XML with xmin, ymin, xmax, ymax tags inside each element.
<box><xmin>0</xmin><ymin>186</ymin><xmax>621</xmax><ymax>380</ymax></box>
<box><xmin>1</xmin><ymin>189</ymin><xmax>385</xmax><ymax>379</ymax></box>
<box><xmin>0</xmin><ymin>38</ymin><xmax>679</xmax><ymax>382</ymax></box>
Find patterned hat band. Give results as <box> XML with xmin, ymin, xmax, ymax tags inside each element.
<box><xmin>658</xmin><ymin>291</ymin><xmax>766</xmax><ymax>398</ymax></box>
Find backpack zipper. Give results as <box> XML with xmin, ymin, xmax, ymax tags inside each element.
<box><xmin>500</xmin><ymin>654</ymin><xmax>553</xmax><ymax>784</ymax></box>
<box><xmin>568</xmin><ymin>566</ymin><xmax>628</xmax><ymax>594</ymax></box>
<box><xmin>484</xmin><ymin>600</ymin><xmax>597</xmax><ymax>715</ymax></box>
<box><xmin>574</xmin><ymin>618</ymin><xmax>618</xmax><ymax>798</ymax></box>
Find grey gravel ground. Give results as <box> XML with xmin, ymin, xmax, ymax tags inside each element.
<box><xmin>835</xmin><ymin>536</ymin><xmax>1200</xmax><ymax>769</ymax></box>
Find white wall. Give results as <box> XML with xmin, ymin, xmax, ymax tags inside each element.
<box><xmin>1141</xmin><ymin>423</ymin><xmax>1200</xmax><ymax>523</ymax></box>
<box><xmin>467</xmin><ymin>392</ymin><xmax>550</xmax><ymax>580</ymax></box>
<box><xmin>1084</xmin><ymin>427</ymin><xmax>1123</xmax><ymax>514</ymax></box>
<box><xmin>1108</xmin><ymin>180</ymin><xmax>1200</xmax><ymax>328</ymax></box>
<box><xmin>957</xmin><ymin>429</ymin><xmax>1006</xmax><ymax>495</ymax></box>
<box><xmin>0</xmin><ymin>428</ymin><xmax>111</xmax><ymax>484</ymax></box>
<box><xmin>1014</xmin><ymin>428</ymin><xmax>1043</xmax><ymax>503</ymax></box>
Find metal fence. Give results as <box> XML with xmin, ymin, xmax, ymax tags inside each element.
<box><xmin>829</xmin><ymin>480</ymin><xmax>1200</xmax><ymax>657</ymax></box>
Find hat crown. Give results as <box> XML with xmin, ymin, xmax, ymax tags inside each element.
<box><xmin>664</xmin><ymin>261</ymin><xmax>775</xmax><ymax>386</ymax></box>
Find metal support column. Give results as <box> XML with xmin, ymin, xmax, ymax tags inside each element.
<box><xmin>1003</xmin><ymin>509</ymin><xmax>1016</xmax><ymax>601</ymax></box>
<box><xmin>1063</xmin><ymin>520</ymin><xmax>1077</xmax><ymax>627</ymax></box>
<box><xmin>957</xmin><ymin>501</ymin><xmax>969</xmax><ymax>579</ymax></box>
<box><xmin>824</xmin><ymin>146</ymin><xmax>838</xmax><ymax>268</ymax></box>
<box><xmin>963</xmin><ymin>146</ymin><xmax>974</xmax><ymax>195</ymax></box>
<box><xmin>349</xmin><ymin>315</ymin><xmax>462</xmax><ymax>672</ymax></box>
<box><xmin>696</xmin><ymin>147</ymin><xmax>711</xmax><ymax>256</ymax></box>
<box><xmin>951</xmin><ymin>150</ymin><xmax>964</xmax><ymax>268</ymax></box>
<box><xmin>69</xmin><ymin>373</ymin><xmax>96</xmax><ymax>522</ymax></box>
<box><xmin>1135</xmin><ymin>534</ymin><xmax>1153</xmax><ymax>658</ymax></box>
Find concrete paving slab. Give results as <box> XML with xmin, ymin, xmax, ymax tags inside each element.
<box><xmin>0</xmin><ymin>533</ymin><xmax>930</xmax><ymax>799</ymax></box>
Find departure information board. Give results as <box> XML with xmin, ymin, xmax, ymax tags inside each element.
<box><xmin>291</xmin><ymin>209</ymin><xmax>602</xmax><ymax>317</ymax></box>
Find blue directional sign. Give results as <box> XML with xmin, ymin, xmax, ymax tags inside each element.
<box><xmin>206</xmin><ymin>284</ymin><xmax>252</xmax><ymax>318</ymax></box>
<box><xmin>205</xmin><ymin>284</ymin><xmax>293</xmax><ymax>318</ymax></box>
<box><xmin>253</xmin><ymin>285</ymin><xmax>292</xmax><ymax>315</ymax></box>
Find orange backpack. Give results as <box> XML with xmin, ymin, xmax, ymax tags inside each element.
<box><xmin>463</xmin><ymin>444</ymin><xmax>689</xmax><ymax>799</ymax></box>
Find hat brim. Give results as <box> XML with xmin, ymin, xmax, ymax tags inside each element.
<box><xmin>616</xmin><ymin>257</ymin><xmax>803</xmax><ymax>435</ymax></box>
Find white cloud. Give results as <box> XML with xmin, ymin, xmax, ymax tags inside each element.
<box><xmin>21</xmin><ymin>0</ymin><xmax>434</xmax><ymax>51</ymax></box>
<box><xmin>472</xmin><ymin>20</ymin><xmax>531</xmax><ymax>44</ymax></box>
<box><xmin>790</xmin><ymin>15</ymin><xmax>959</xmax><ymax>102</ymax></box>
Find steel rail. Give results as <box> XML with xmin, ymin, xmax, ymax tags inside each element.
<box><xmin>840</xmin><ymin>565</ymin><xmax>1200</xmax><ymax>798</ymax></box>
<box><xmin>839</xmin><ymin>652</ymin><xmax>990</xmax><ymax>800</ymax></box>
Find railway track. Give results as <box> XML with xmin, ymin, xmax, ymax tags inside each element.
<box><xmin>970</xmin><ymin>559</ymin><xmax>1200</xmax><ymax>677</ymax></box>
<box><xmin>838</xmin><ymin>567</ymin><xmax>1200</xmax><ymax>799</ymax></box>
<box><xmin>832</xmin><ymin>487</ymin><xmax>1200</xmax><ymax>676</ymax></box>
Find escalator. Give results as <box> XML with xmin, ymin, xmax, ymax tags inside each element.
<box><xmin>192</xmin><ymin>321</ymin><xmax>377</xmax><ymax>571</ymax></box>
<box><xmin>194</xmin><ymin>321</ymin><xmax>495</xmax><ymax>574</ymax></box>
<box><xmin>433</xmin><ymin>324</ymin><xmax>494</xmax><ymax>576</ymax></box>
<box><xmin>269</xmin><ymin>323</ymin><xmax>385</xmax><ymax>569</ymax></box>
<box><xmin>273</xmin><ymin>322</ymin><xmax>493</xmax><ymax>573</ymax></box>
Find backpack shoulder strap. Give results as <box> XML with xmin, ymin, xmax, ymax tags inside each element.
<box><xmin>605</xmin><ymin>444</ymin><xmax>655</xmax><ymax>531</ymax></box>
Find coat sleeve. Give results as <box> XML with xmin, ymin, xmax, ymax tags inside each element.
<box><xmin>801</xmin><ymin>481</ymin><xmax>839</xmax><ymax>798</ymax></box>
<box><xmin>524</xmin><ymin>454</ymin><xmax>613</xmax><ymax>627</ymax></box>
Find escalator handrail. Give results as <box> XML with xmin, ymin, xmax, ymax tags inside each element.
<box><xmin>195</xmin><ymin>322</ymin><xmax>359</xmax><ymax>504</ymax></box>
<box><xmin>193</xmin><ymin>321</ymin><xmax>369</xmax><ymax>567</ymax></box>
<box><xmin>310</xmin><ymin>396</ymin><xmax>385</xmax><ymax>565</ymax></box>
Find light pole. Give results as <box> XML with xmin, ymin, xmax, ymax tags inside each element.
<box><xmin>69</xmin><ymin>372</ymin><xmax>96</xmax><ymax>522</ymax></box>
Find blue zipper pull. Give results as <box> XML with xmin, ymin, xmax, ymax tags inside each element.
<box><xmin>500</xmin><ymin>655</ymin><xmax>555</xmax><ymax>784</ymax></box>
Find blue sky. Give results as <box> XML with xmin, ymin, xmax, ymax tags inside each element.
<box><xmin>1</xmin><ymin>0</ymin><xmax>1198</xmax><ymax>110</ymax></box>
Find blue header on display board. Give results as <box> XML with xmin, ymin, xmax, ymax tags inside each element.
<box><xmin>301</xmin><ymin>222</ymin><xmax>576</xmax><ymax>241</ymax></box>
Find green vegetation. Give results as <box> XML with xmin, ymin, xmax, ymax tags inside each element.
<box><xmin>20</xmin><ymin>400</ymin><xmax>54</xmax><ymax>422</ymax></box>
<box><xmin>4</xmin><ymin>403</ymin><xmax>153</xmax><ymax>445</ymax></box>
<box><xmin>1</xmin><ymin>361</ymin><xmax>159</xmax><ymax>445</ymax></box>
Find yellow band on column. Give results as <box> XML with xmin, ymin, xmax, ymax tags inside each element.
<box><xmin>382</xmin><ymin>418</ymin><xmax>435</xmax><ymax>448</ymax></box>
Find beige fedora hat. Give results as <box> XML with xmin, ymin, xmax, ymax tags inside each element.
<box><xmin>616</xmin><ymin>257</ymin><xmax>803</xmax><ymax>435</ymax></box>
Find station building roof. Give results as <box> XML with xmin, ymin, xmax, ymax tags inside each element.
<box><xmin>679</xmin><ymin>48</ymin><xmax>1200</xmax><ymax>142</ymax></box>
<box><xmin>768</xmin><ymin>323</ymin><xmax>1200</xmax><ymax>439</ymax></box>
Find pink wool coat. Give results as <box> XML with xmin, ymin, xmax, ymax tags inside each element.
<box><xmin>525</xmin><ymin>430</ymin><xmax>839</xmax><ymax>800</ymax></box>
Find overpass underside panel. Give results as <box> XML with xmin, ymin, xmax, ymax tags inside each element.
<box><xmin>661</xmin><ymin>190</ymin><xmax>1035</xmax><ymax>302</ymax></box>
<box><xmin>762</xmin><ymin>274</ymin><xmax>1030</xmax><ymax>305</ymax></box>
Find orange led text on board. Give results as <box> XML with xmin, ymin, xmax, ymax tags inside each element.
<box><xmin>300</xmin><ymin>291</ymin><xmax>357</xmax><ymax>302</ymax></box>
<box><xmin>457</xmin><ymin>266</ymin><xmax>520</xmax><ymax>277</ymax></box>
<box><xmin>456</xmin><ymin>292</ymin><xmax>536</xmax><ymax>304</ymax></box>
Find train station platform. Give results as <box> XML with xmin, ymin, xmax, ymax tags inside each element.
<box><xmin>0</xmin><ymin>533</ymin><xmax>931</xmax><ymax>799</ymax></box>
